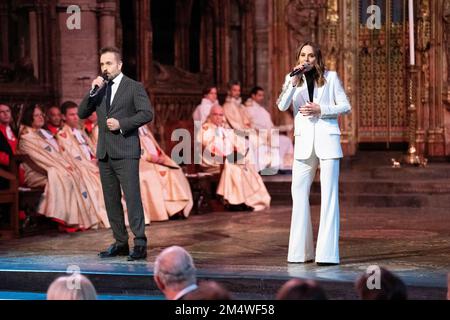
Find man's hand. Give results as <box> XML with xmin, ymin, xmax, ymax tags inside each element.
<box><xmin>106</xmin><ymin>118</ymin><xmax>120</xmax><ymax>131</ymax></box>
<box><xmin>299</xmin><ymin>102</ymin><xmax>321</xmax><ymax>117</ymax></box>
<box><xmin>91</xmin><ymin>76</ymin><xmax>106</xmax><ymax>90</ymax></box>
<box><xmin>147</xmin><ymin>154</ymin><xmax>165</xmax><ymax>164</ymax></box>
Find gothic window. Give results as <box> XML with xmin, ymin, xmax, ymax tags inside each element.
<box><xmin>0</xmin><ymin>1</ymin><xmax>38</xmax><ymax>84</ymax></box>
<box><xmin>151</xmin><ymin>0</ymin><xmax>176</xmax><ymax>66</ymax></box>
<box><xmin>189</xmin><ymin>0</ymin><xmax>202</xmax><ymax>73</ymax></box>
<box><xmin>151</xmin><ymin>0</ymin><xmax>205</xmax><ymax>74</ymax></box>
<box><xmin>120</xmin><ymin>0</ymin><xmax>137</xmax><ymax>80</ymax></box>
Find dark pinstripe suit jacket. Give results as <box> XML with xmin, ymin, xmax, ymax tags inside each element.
<box><xmin>78</xmin><ymin>75</ymin><xmax>153</xmax><ymax>160</ymax></box>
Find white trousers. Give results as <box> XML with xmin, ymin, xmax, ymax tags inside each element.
<box><xmin>288</xmin><ymin>150</ymin><xmax>340</xmax><ymax>263</ymax></box>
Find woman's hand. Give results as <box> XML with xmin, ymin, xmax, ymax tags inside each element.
<box><xmin>299</xmin><ymin>102</ymin><xmax>321</xmax><ymax>117</ymax></box>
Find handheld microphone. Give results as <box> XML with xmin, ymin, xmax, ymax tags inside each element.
<box><xmin>289</xmin><ymin>63</ymin><xmax>312</xmax><ymax>77</ymax></box>
<box><xmin>90</xmin><ymin>72</ymin><xmax>108</xmax><ymax>96</ymax></box>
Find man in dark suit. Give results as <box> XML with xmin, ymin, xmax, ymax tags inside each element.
<box><xmin>78</xmin><ymin>47</ymin><xmax>153</xmax><ymax>261</ymax></box>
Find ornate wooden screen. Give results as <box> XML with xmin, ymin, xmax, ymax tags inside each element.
<box><xmin>357</xmin><ymin>0</ymin><xmax>409</xmax><ymax>143</ymax></box>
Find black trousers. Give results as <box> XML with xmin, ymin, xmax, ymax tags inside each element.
<box><xmin>98</xmin><ymin>154</ymin><xmax>147</xmax><ymax>247</ymax></box>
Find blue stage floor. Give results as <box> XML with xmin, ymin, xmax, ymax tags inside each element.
<box><xmin>0</xmin><ymin>204</ymin><xmax>449</xmax><ymax>299</ymax></box>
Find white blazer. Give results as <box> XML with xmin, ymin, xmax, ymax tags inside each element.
<box><xmin>277</xmin><ymin>70</ymin><xmax>351</xmax><ymax>160</ymax></box>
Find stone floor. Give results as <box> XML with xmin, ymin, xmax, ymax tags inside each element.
<box><xmin>0</xmin><ymin>203</ymin><xmax>449</xmax><ymax>299</ymax></box>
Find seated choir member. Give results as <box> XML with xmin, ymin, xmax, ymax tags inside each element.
<box><xmin>18</xmin><ymin>104</ymin><xmax>100</xmax><ymax>230</ymax></box>
<box><xmin>198</xmin><ymin>105</ymin><xmax>271</xmax><ymax>211</ymax></box>
<box><xmin>56</xmin><ymin>101</ymin><xmax>110</xmax><ymax>228</ymax></box>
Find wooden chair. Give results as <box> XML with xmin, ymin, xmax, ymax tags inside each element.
<box><xmin>15</xmin><ymin>155</ymin><xmax>46</xmax><ymax>229</ymax></box>
<box><xmin>0</xmin><ymin>161</ymin><xmax>19</xmax><ymax>239</ymax></box>
<box><xmin>0</xmin><ymin>154</ymin><xmax>48</xmax><ymax>239</ymax></box>
<box><xmin>164</xmin><ymin>120</ymin><xmax>224</xmax><ymax>213</ymax></box>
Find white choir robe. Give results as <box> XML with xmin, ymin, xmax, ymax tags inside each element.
<box><xmin>198</xmin><ymin>121</ymin><xmax>271</xmax><ymax>211</ymax></box>
<box><xmin>245</xmin><ymin>98</ymin><xmax>294</xmax><ymax>170</ymax></box>
<box><xmin>192</xmin><ymin>98</ymin><xmax>219</xmax><ymax>124</ymax></box>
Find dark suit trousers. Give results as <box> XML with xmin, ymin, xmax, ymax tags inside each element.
<box><xmin>98</xmin><ymin>154</ymin><xmax>147</xmax><ymax>247</ymax></box>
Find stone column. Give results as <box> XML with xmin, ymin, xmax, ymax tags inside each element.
<box><xmin>254</xmin><ymin>0</ymin><xmax>270</xmax><ymax>100</ymax></box>
<box><xmin>56</xmin><ymin>0</ymin><xmax>101</xmax><ymax>104</ymax></box>
<box><xmin>98</xmin><ymin>0</ymin><xmax>117</xmax><ymax>49</ymax></box>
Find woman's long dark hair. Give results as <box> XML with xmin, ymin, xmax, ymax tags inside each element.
<box><xmin>21</xmin><ymin>104</ymin><xmax>43</xmax><ymax>128</ymax></box>
<box><xmin>295</xmin><ymin>41</ymin><xmax>326</xmax><ymax>87</ymax></box>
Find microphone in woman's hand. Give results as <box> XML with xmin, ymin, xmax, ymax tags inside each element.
<box><xmin>290</xmin><ymin>62</ymin><xmax>312</xmax><ymax>77</ymax></box>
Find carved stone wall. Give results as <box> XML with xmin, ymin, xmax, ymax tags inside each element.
<box><xmin>0</xmin><ymin>1</ymin><xmax>57</xmax><ymax>109</ymax></box>
<box><xmin>444</xmin><ymin>0</ymin><xmax>450</xmax><ymax>155</ymax></box>
<box><xmin>0</xmin><ymin>0</ymin><xmax>448</xmax><ymax>156</ymax></box>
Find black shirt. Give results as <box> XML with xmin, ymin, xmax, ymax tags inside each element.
<box><xmin>305</xmin><ymin>69</ymin><xmax>316</xmax><ymax>102</ymax></box>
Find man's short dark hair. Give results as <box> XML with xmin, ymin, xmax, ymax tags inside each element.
<box><xmin>227</xmin><ymin>80</ymin><xmax>241</xmax><ymax>90</ymax></box>
<box><xmin>99</xmin><ymin>46</ymin><xmax>122</xmax><ymax>61</ymax></box>
<box><xmin>202</xmin><ymin>86</ymin><xmax>216</xmax><ymax>96</ymax></box>
<box><xmin>60</xmin><ymin>101</ymin><xmax>78</xmax><ymax>115</ymax></box>
<box><xmin>250</xmin><ymin>86</ymin><xmax>264</xmax><ymax>96</ymax></box>
<box><xmin>21</xmin><ymin>104</ymin><xmax>43</xmax><ymax>128</ymax></box>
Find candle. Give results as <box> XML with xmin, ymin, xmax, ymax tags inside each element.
<box><xmin>408</xmin><ymin>0</ymin><xmax>415</xmax><ymax>65</ymax></box>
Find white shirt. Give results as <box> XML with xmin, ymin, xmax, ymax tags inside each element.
<box><xmin>6</xmin><ymin>125</ymin><xmax>15</xmax><ymax>141</ymax></box>
<box><xmin>109</xmin><ymin>72</ymin><xmax>124</xmax><ymax>105</ymax></box>
<box><xmin>73</xmin><ymin>128</ymin><xmax>94</xmax><ymax>160</ymax></box>
<box><xmin>173</xmin><ymin>284</ymin><xmax>198</xmax><ymax>300</ymax></box>
<box><xmin>40</xmin><ymin>128</ymin><xmax>60</xmax><ymax>152</ymax></box>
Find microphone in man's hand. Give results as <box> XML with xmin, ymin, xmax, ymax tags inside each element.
<box><xmin>290</xmin><ymin>63</ymin><xmax>312</xmax><ymax>77</ymax></box>
<box><xmin>90</xmin><ymin>72</ymin><xmax>108</xmax><ymax>96</ymax></box>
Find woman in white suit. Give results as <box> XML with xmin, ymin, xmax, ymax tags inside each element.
<box><xmin>277</xmin><ymin>41</ymin><xmax>351</xmax><ymax>265</ymax></box>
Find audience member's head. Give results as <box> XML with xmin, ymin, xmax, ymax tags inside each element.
<box><xmin>208</xmin><ymin>105</ymin><xmax>225</xmax><ymax>127</ymax></box>
<box><xmin>46</xmin><ymin>106</ymin><xmax>62</xmax><ymax>127</ymax></box>
<box><xmin>61</xmin><ymin>101</ymin><xmax>79</xmax><ymax>129</ymax></box>
<box><xmin>447</xmin><ymin>273</ymin><xmax>450</xmax><ymax>300</ymax></box>
<box><xmin>276</xmin><ymin>278</ymin><xmax>328</xmax><ymax>300</ymax></box>
<box><xmin>227</xmin><ymin>81</ymin><xmax>241</xmax><ymax>99</ymax></box>
<box><xmin>47</xmin><ymin>274</ymin><xmax>97</xmax><ymax>300</ymax></box>
<box><xmin>154</xmin><ymin>246</ymin><xmax>197</xmax><ymax>300</ymax></box>
<box><xmin>0</xmin><ymin>104</ymin><xmax>12</xmax><ymax>126</ymax></box>
<box><xmin>184</xmin><ymin>281</ymin><xmax>232</xmax><ymax>300</ymax></box>
<box><xmin>355</xmin><ymin>266</ymin><xmax>407</xmax><ymax>300</ymax></box>
<box><xmin>21</xmin><ymin>104</ymin><xmax>45</xmax><ymax>129</ymax></box>
<box><xmin>250</xmin><ymin>86</ymin><xmax>264</xmax><ymax>104</ymax></box>
<box><xmin>202</xmin><ymin>86</ymin><xmax>218</xmax><ymax>103</ymax></box>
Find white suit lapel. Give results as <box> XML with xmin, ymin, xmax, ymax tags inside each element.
<box><xmin>315</xmin><ymin>84</ymin><xmax>325</xmax><ymax>104</ymax></box>
<box><xmin>315</xmin><ymin>71</ymin><xmax>329</xmax><ymax>104</ymax></box>
<box><xmin>299</xmin><ymin>75</ymin><xmax>310</xmax><ymax>103</ymax></box>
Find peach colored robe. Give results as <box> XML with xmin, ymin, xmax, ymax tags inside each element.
<box><xmin>244</xmin><ymin>98</ymin><xmax>294</xmax><ymax>170</ymax></box>
<box><xmin>56</xmin><ymin>125</ymin><xmax>110</xmax><ymax>228</ymax></box>
<box><xmin>223</xmin><ymin>96</ymin><xmax>253</xmax><ymax>131</ymax></box>
<box><xmin>223</xmin><ymin>97</ymin><xmax>273</xmax><ymax>171</ymax></box>
<box><xmin>17</xmin><ymin>126</ymin><xmax>99</xmax><ymax>229</ymax></box>
<box><xmin>199</xmin><ymin>121</ymin><xmax>271</xmax><ymax>211</ymax></box>
<box><xmin>138</xmin><ymin>125</ymin><xmax>193</xmax><ymax>222</ymax></box>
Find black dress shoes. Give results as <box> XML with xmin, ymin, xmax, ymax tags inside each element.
<box><xmin>316</xmin><ymin>262</ymin><xmax>339</xmax><ymax>266</ymax></box>
<box><xmin>127</xmin><ymin>245</ymin><xmax>147</xmax><ymax>261</ymax></box>
<box><xmin>99</xmin><ymin>243</ymin><xmax>129</xmax><ymax>258</ymax></box>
